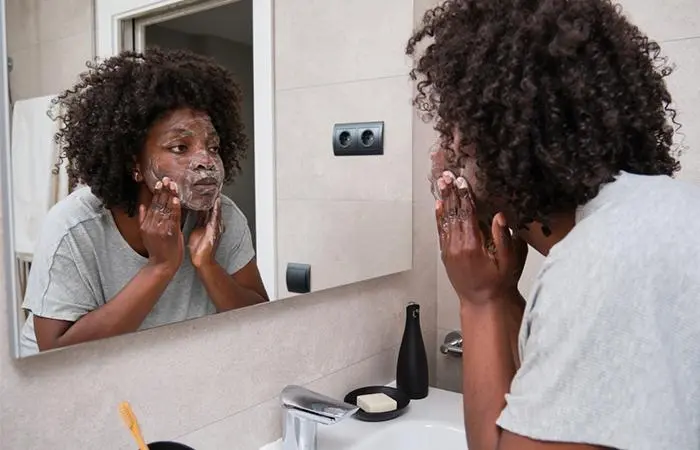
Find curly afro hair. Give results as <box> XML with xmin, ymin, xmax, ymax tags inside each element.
<box><xmin>51</xmin><ymin>47</ymin><xmax>247</xmax><ymax>215</ymax></box>
<box><xmin>407</xmin><ymin>0</ymin><xmax>681</xmax><ymax>228</ymax></box>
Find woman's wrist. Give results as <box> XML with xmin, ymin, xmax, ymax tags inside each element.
<box><xmin>144</xmin><ymin>260</ymin><xmax>179</xmax><ymax>279</ymax></box>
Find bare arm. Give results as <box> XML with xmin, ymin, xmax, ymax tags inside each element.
<box><xmin>34</xmin><ymin>177</ymin><xmax>184</xmax><ymax>352</ymax></box>
<box><xmin>34</xmin><ymin>264</ymin><xmax>177</xmax><ymax>351</ymax></box>
<box><xmin>195</xmin><ymin>258</ymin><xmax>269</xmax><ymax>312</ymax></box>
<box><xmin>505</xmin><ymin>292</ymin><xmax>526</xmax><ymax>370</ymax></box>
<box><xmin>460</xmin><ymin>292</ymin><xmax>518</xmax><ymax>450</ymax></box>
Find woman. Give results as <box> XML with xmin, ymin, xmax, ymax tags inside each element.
<box><xmin>411</xmin><ymin>0</ymin><xmax>700</xmax><ymax>449</ymax></box>
<box><xmin>20</xmin><ymin>48</ymin><xmax>268</xmax><ymax>357</ymax></box>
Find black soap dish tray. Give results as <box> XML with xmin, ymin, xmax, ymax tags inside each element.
<box><xmin>343</xmin><ymin>386</ymin><xmax>410</xmax><ymax>422</ymax></box>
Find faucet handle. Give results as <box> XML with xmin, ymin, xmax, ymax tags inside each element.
<box><xmin>440</xmin><ymin>330</ymin><xmax>463</xmax><ymax>356</ymax></box>
<box><xmin>281</xmin><ymin>385</ymin><xmax>358</xmax><ymax>426</ymax></box>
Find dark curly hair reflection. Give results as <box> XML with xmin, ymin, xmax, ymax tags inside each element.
<box><xmin>51</xmin><ymin>48</ymin><xmax>247</xmax><ymax>216</ymax></box>
<box><xmin>407</xmin><ymin>0</ymin><xmax>681</xmax><ymax>228</ymax></box>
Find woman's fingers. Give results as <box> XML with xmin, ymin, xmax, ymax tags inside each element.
<box><xmin>435</xmin><ymin>199</ymin><xmax>447</xmax><ymax>251</ymax></box>
<box><xmin>491</xmin><ymin>212</ymin><xmax>513</xmax><ymax>270</ymax></box>
<box><xmin>142</xmin><ymin>177</ymin><xmax>183</xmax><ymax>238</ymax></box>
<box><xmin>459</xmin><ymin>179</ymin><xmax>483</xmax><ymax>251</ymax></box>
<box><xmin>436</xmin><ymin>174</ymin><xmax>485</xmax><ymax>254</ymax></box>
<box><xmin>151</xmin><ymin>179</ymin><xmax>166</xmax><ymax>213</ymax></box>
<box><xmin>212</xmin><ymin>197</ymin><xmax>221</xmax><ymax>224</ymax></box>
<box><xmin>168</xmin><ymin>183</ymin><xmax>181</xmax><ymax>234</ymax></box>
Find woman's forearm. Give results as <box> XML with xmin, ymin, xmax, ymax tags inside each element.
<box><xmin>44</xmin><ymin>264</ymin><xmax>176</xmax><ymax>350</ymax></box>
<box><xmin>460</xmin><ymin>291</ymin><xmax>520</xmax><ymax>450</ymax></box>
<box><xmin>505</xmin><ymin>292</ymin><xmax>526</xmax><ymax>370</ymax></box>
<box><xmin>195</xmin><ymin>262</ymin><xmax>267</xmax><ymax>312</ymax></box>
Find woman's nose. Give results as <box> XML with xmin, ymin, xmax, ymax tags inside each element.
<box><xmin>195</xmin><ymin>159</ymin><xmax>215</xmax><ymax>171</ymax></box>
<box><xmin>192</xmin><ymin>149</ymin><xmax>216</xmax><ymax>170</ymax></box>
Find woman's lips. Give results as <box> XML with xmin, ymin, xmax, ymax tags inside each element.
<box><xmin>194</xmin><ymin>176</ymin><xmax>218</xmax><ymax>186</ymax></box>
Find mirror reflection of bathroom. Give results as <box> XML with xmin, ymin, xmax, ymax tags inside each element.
<box><xmin>3</xmin><ymin>0</ymin><xmax>414</xmax><ymax>359</ymax></box>
<box><xmin>5</xmin><ymin>0</ymin><xmax>273</xmax><ymax>358</ymax></box>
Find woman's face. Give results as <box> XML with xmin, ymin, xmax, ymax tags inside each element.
<box><xmin>138</xmin><ymin>108</ymin><xmax>225</xmax><ymax>211</ymax></box>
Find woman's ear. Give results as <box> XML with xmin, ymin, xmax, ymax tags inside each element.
<box><xmin>132</xmin><ymin>163</ymin><xmax>143</xmax><ymax>182</ymax></box>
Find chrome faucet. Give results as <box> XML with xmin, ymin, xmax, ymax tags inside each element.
<box><xmin>440</xmin><ymin>330</ymin><xmax>463</xmax><ymax>356</ymax></box>
<box><xmin>281</xmin><ymin>385</ymin><xmax>359</xmax><ymax>450</ymax></box>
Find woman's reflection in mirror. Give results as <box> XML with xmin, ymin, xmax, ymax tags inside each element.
<box><xmin>19</xmin><ymin>48</ymin><xmax>269</xmax><ymax>356</ymax></box>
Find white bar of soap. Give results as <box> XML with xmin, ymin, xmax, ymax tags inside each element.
<box><xmin>356</xmin><ymin>393</ymin><xmax>398</xmax><ymax>413</ymax></box>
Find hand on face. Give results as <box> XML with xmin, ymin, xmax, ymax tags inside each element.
<box><xmin>436</xmin><ymin>171</ymin><xmax>528</xmax><ymax>305</ymax></box>
<box><xmin>188</xmin><ymin>196</ymin><xmax>225</xmax><ymax>269</ymax></box>
<box><xmin>139</xmin><ymin>177</ymin><xmax>184</xmax><ymax>273</ymax></box>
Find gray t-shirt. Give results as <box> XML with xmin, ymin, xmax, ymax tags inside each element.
<box><xmin>497</xmin><ymin>172</ymin><xmax>700</xmax><ymax>449</ymax></box>
<box><xmin>19</xmin><ymin>187</ymin><xmax>255</xmax><ymax>357</ymax></box>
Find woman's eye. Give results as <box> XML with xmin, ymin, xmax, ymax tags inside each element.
<box><xmin>169</xmin><ymin>145</ymin><xmax>187</xmax><ymax>153</ymax></box>
<box><xmin>208</xmin><ymin>146</ymin><xmax>220</xmax><ymax>154</ymax></box>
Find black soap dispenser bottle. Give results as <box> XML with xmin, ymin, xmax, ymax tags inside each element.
<box><xmin>396</xmin><ymin>302</ymin><xmax>429</xmax><ymax>399</ymax></box>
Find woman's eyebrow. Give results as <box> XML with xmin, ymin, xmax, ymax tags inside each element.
<box><xmin>166</xmin><ymin>128</ymin><xmax>195</xmax><ymax>137</ymax></box>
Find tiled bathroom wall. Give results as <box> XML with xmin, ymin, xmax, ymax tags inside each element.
<box><xmin>0</xmin><ymin>1</ymin><xmax>439</xmax><ymax>449</ymax></box>
<box><xmin>6</xmin><ymin>0</ymin><xmax>94</xmax><ymax>102</ymax></box>
<box><xmin>434</xmin><ymin>0</ymin><xmax>700</xmax><ymax>393</ymax></box>
<box><xmin>274</xmin><ymin>0</ymin><xmax>415</xmax><ymax>298</ymax></box>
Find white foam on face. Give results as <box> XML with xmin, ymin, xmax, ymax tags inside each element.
<box><xmin>144</xmin><ymin>115</ymin><xmax>225</xmax><ymax>211</ymax></box>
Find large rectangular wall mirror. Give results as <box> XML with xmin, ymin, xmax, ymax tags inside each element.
<box><xmin>1</xmin><ymin>0</ymin><xmax>414</xmax><ymax>358</ymax></box>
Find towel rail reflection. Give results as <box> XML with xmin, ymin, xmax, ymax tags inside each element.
<box><xmin>15</xmin><ymin>253</ymin><xmax>31</xmax><ymax>320</ymax></box>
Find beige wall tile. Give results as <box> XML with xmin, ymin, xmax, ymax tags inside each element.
<box><xmin>37</xmin><ymin>0</ymin><xmax>93</xmax><ymax>43</ymax></box>
<box><xmin>274</xmin><ymin>0</ymin><xmax>413</xmax><ymax>90</ymax></box>
<box><xmin>0</xmin><ymin>272</ymin><xmax>418</xmax><ymax>449</ymax></box>
<box><xmin>5</xmin><ymin>0</ymin><xmax>39</xmax><ymax>52</ymax></box>
<box><xmin>618</xmin><ymin>0</ymin><xmax>700</xmax><ymax>42</ymax></box>
<box><xmin>436</xmin><ymin>262</ymin><xmax>460</xmax><ymax>332</ymax></box>
<box><xmin>178</xmin><ymin>347</ymin><xmax>402</xmax><ymax>450</ymax></box>
<box><xmin>414</xmin><ymin>0</ymin><xmax>442</xmax><ymax>27</ymax></box>
<box><xmin>8</xmin><ymin>44</ymin><xmax>42</xmax><ymax>102</ymax></box>
<box><xmin>434</xmin><ymin>328</ymin><xmax>462</xmax><ymax>393</ymax></box>
<box><xmin>664</xmin><ymin>38</ymin><xmax>700</xmax><ymax>184</ymax></box>
<box><xmin>39</xmin><ymin>31</ymin><xmax>92</xmax><ymax>96</ymax></box>
<box><xmin>178</xmin><ymin>399</ymin><xmax>281</xmax><ymax>450</ymax></box>
<box><xmin>303</xmin><ymin>346</ymin><xmax>400</xmax><ymax>401</ymax></box>
<box><xmin>275</xmin><ymin>76</ymin><xmax>413</xmax><ymax>203</ymax></box>
<box><xmin>276</xmin><ymin>199</ymin><xmax>412</xmax><ymax>297</ymax></box>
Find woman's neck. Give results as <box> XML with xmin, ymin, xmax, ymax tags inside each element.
<box><xmin>519</xmin><ymin>212</ymin><xmax>576</xmax><ymax>256</ymax></box>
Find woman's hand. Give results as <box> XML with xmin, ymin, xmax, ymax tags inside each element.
<box><xmin>436</xmin><ymin>172</ymin><xmax>527</xmax><ymax>305</ymax></box>
<box><xmin>188</xmin><ymin>197</ymin><xmax>224</xmax><ymax>269</ymax></box>
<box><xmin>139</xmin><ymin>177</ymin><xmax>184</xmax><ymax>274</ymax></box>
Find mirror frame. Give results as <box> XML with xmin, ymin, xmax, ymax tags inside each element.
<box><xmin>0</xmin><ymin>0</ymin><xmax>23</xmax><ymax>358</ymax></box>
<box><xmin>1</xmin><ymin>0</ymin><xmax>279</xmax><ymax>358</ymax></box>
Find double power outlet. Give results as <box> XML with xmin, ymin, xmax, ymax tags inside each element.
<box><xmin>332</xmin><ymin>121</ymin><xmax>384</xmax><ymax>156</ymax></box>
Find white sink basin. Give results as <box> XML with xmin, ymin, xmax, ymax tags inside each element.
<box><xmin>317</xmin><ymin>386</ymin><xmax>466</xmax><ymax>450</ymax></box>
<box><xmin>344</xmin><ymin>420</ymin><xmax>466</xmax><ymax>450</ymax></box>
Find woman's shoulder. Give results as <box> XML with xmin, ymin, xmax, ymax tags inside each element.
<box><xmin>219</xmin><ymin>195</ymin><xmax>251</xmax><ymax>240</ymax></box>
<box><xmin>41</xmin><ymin>187</ymin><xmax>109</xmax><ymax>242</ymax></box>
<box><xmin>219</xmin><ymin>195</ymin><xmax>248</xmax><ymax>225</ymax></box>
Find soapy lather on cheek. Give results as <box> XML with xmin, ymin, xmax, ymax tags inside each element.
<box><xmin>145</xmin><ymin>156</ymin><xmax>224</xmax><ymax>211</ymax></box>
